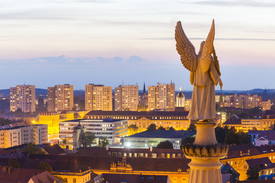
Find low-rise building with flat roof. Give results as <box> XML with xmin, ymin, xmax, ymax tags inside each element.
<box><xmin>84</xmin><ymin>110</ymin><xmax>190</xmax><ymax>132</ymax></box>
<box><xmin>0</xmin><ymin>124</ymin><xmax>48</xmax><ymax>148</ymax></box>
<box><xmin>59</xmin><ymin>118</ymin><xmax>128</xmax><ymax>146</ymax></box>
<box><xmin>124</xmin><ymin>130</ymin><xmax>196</xmax><ymax>149</ymax></box>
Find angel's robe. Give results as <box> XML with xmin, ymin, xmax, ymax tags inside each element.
<box><xmin>187</xmin><ymin>55</ymin><xmax>220</xmax><ymax>120</ymax></box>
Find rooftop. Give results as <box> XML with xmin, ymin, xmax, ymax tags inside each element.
<box><xmin>223</xmin><ymin>114</ymin><xmax>241</xmax><ymax>125</ymax></box>
<box><xmin>98</xmin><ymin>174</ymin><xmax>169</xmax><ymax>183</ymax></box>
<box><xmin>127</xmin><ymin>130</ymin><xmax>195</xmax><ymax>138</ymax></box>
<box><xmin>246</xmin><ymin>157</ymin><xmax>274</xmax><ymax>170</ymax></box>
<box><xmin>256</xmin><ymin>131</ymin><xmax>275</xmax><ymax>141</ymax></box>
<box><xmin>29</xmin><ymin>154</ymin><xmax>191</xmax><ymax>172</ymax></box>
<box><xmin>61</xmin><ymin>118</ymin><xmax>127</xmax><ymax>123</ymax></box>
<box><xmin>41</xmin><ymin>144</ymin><xmax>66</xmax><ymax>155</ymax></box>
<box><xmin>85</xmin><ymin>110</ymin><xmax>189</xmax><ymax>117</ymax></box>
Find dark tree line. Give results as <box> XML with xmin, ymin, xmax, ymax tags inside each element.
<box><xmin>180</xmin><ymin>125</ymin><xmax>251</xmax><ymax>146</ymax></box>
<box><xmin>147</xmin><ymin>124</ymin><xmax>175</xmax><ymax>131</ymax></box>
<box><xmin>216</xmin><ymin>126</ymin><xmax>251</xmax><ymax>145</ymax></box>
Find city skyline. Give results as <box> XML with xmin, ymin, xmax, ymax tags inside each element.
<box><xmin>1</xmin><ymin>0</ymin><xmax>275</xmax><ymax>90</ymax></box>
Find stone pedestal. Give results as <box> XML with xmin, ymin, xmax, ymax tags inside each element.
<box><xmin>182</xmin><ymin>121</ymin><xmax>229</xmax><ymax>183</ymax></box>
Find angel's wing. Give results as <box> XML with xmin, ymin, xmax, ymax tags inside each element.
<box><xmin>175</xmin><ymin>21</ymin><xmax>197</xmax><ymax>72</ymax></box>
<box><xmin>201</xmin><ymin>20</ymin><xmax>215</xmax><ymax>73</ymax></box>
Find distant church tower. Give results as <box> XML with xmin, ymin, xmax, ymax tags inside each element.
<box><xmin>138</xmin><ymin>82</ymin><xmax>148</xmax><ymax>111</ymax></box>
<box><xmin>176</xmin><ymin>87</ymin><xmax>185</xmax><ymax>107</ymax></box>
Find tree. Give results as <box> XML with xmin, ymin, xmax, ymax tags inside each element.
<box><xmin>188</xmin><ymin>123</ymin><xmax>196</xmax><ymax>132</ymax></box>
<box><xmin>0</xmin><ymin>118</ymin><xmax>13</xmax><ymax>126</ymax></box>
<box><xmin>79</xmin><ymin>132</ymin><xmax>96</xmax><ymax>147</ymax></box>
<box><xmin>156</xmin><ymin>140</ymin><xmax>173</xmax><ymax>149</ymax></box>
<box><xmin>229</xmin><ymin>126</ymin><xmax>237</xmax><ymax>133</ymax></box>
<box><xmin>128</xmin><ymin>124</ymin><xmax>138</xmax><ymax>135</ymax></box>
<box><xmin>247</xmin><ymin>165</ymin><xmax>260</xmax><ymax>180</ymax></box>
<box><xmin>16</xmin><ymin>108</ymin><xmax>22</xmax><ymax>113</ymax></box>
<box><xmin>38</xmin><ymin>161</ymin><xmax>53</xmax><ymax>172</ymax></box>
<box><xmin>239</xmin><ymin>112</ymin><xmax>249</xmax><ymax>119</ymax></box>
<box><xmin>9</xmin><ymin>159</ymin><xmax>20</xmax><ymax>168</ymax></box>
<box><xmin>169</xmin><ymin>127</ymin><xmax>175</xmax><ymax>130</ymax></box>
<box><xmin>21</xmin><ymin>143</ymin><xmax>45</xmax><ymax>154</ymax></box>
<box><xmin>147</xmin><ymin>124</ymin><xmax>156</xmax><ymax>131</ymax></box>
<box><xmin>248</xmin><ymin>107</ymin><xmax>262</xmax><ymax>115</ymax></box>
<box><xmin>224</xmin><ymin>131</ymin><xmax>239</xmax><ymax>145</ymax></box>
<box><xmin>238</xmin><ymin>131</ymin><xmax>251</xmax><ymax>144</ymax></box>
<box><xmin>215</xmin><ymin>126</ymin><xmax>227</xmax><ymax>143</ymax></box>
<box><xmin>157</xmin><ymin>126</ymin><xmax>166</xmax><ymax>130</ymax></box>
<box><xmin>181</xmin><ymin>136</ymin><xmax>195</xmax><ymax>145</ymax></box>
<box><xmin>99</xmin><ymin>136</ymin><xmax>109</xmax><ymax>148</ymax></box>
<box><xmin>216</xmin><ymin>103</ymin><xmax>225</xmax><ymax>112</ymax></box>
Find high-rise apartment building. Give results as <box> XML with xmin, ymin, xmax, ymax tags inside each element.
<box><xmin>10</xmin><ymin>85</ymin><xmax>35</xmax><ymax>112</ymax></box>
<box><xmin>47</xmin><ymin>84</ymin><xmax>73</xmax><ymax>112</ymax></box>
<box><xmin>115</xmin><ymin>85</ymin><xmax>139</xmax><ymax>111</ymax></box>
<box><xmin>85</xmin><ymin>84</ymin><xmax>112</xmax><ymax>111</ymax></box>
<box><xmin>148</xmin><ymin>82</ymin><xmax>175</xmax><ymax>111</ymax></box>
<box><xmin>216</xmin><ymin>94</ymin><xmax>262</xmax><ymax>109</ymax></box>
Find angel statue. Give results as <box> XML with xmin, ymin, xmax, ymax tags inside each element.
<box><xmin>175</xmin><ymin>20</ymin><xmax>223</xmax><ymax>121</ymax></box>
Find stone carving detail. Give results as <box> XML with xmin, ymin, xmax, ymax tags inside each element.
<box><xmin>202</xmin><ymin>147</ymin><xmax>208</xmax><ymax>156</ymax></box>
<box><xmin>195</xmin><ymin>147</ymin><xmax>201</xmax><ymax>157</ymax></box>
<box><xmin>182</xmin><ymin>144</ymin><xmax>229</xmax><ymax>157</ymax></box>
<box><xmin>110</xmin><ymin>157</ymin><xmax>133</xmax><ymax>173</ymax></box>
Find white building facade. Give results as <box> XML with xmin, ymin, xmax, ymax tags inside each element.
<box><xmin>0</xmin><ymin>124</ymin><xmax>48</xmax><ymax>148</ymax></box>
<box><xmin>60</xmin><ymin>119</ymin><xmax>128</xmax><ymax>146</ymax></box>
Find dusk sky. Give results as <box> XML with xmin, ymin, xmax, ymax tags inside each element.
<box><xmin>1</xmin><ymin>0</ymin><xmax>275</xmax><ymax>91</ymax></box>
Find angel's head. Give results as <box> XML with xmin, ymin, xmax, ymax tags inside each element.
<box><xmin>198</xmin><ymin>41</ymin><xmax>205</xmax><ymax>54</ymax></box>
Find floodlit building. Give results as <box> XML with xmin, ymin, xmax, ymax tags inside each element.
<box><xmin>47</xmin><ymin>84</ymin><xmax>74</xmax><ymax>112</ymax></box>
<box><xmin>148</xmin><ymin>82</ymin><xmax>175</xmax><ymax>111</ymax></box>
<box><xmin>10</xmin><ymin>85</ymin><xmax>35</xmax><ymax>112</ymax></box>
<box><xmin>221</xmin><ymin>145</ymin><xmax>275</xmax><ymax>181</ymax></box>
<box><xmin>241</xmin><ymin>118</ymin><xmax>262</xmax><ymax>132</ymax></box>
<box><xmin>223</xmin><ymin>111</ymin><xmax>275</xmax><ymax>132</ymax></box>
<box><xmin>216</xmin><ymin>111</ymin><xmax>227</xmax><ymax>124</ymax></box>
<box><xmin>185</xmin><ymin>99</ymin><xmax>191</xmax><ymax>111</ymax></box>
<box><xmin>0</xmin><ymin>125</ymin><xmax>48</xmax><ymax>148</ymax></box>
<box><xmin>85</xmin><ymin>84</ymin><xmax>112</xmax><ymax>111</ymax></box>
<box><xmin>176</xmin><ymin>88</ymin><xmax>185</xmax><ymax>108</ymax></box>
<box><xmin>59</xmin><ymin>118</ymin><xmax>128</xmax><ymax>146</ymax></box>
<box><xmin>83</xmin><ymin>110</ymin><xmax>190</xmax><ymax>132</ymax></box>
<box><xmin>38</xmin><ymin>112</ymin><xmax>60</xmax><ymax>141</ymax></box>
<box><xmin>216</xmin><ymin>94</ymin><xmax>262</xmax><ymax>109</ymax></box>
<box><xmin>262</xmin><ymin>100</ymin><xmax>272</xmax><ymax>111</ymax></box>
<box><xmin>33</xmin><ymin>124</ymin><xmax>48</xmax><ymax>145</ymax></box>
<box><xmin>115</xmin><ymin>85</ymin><xmax>139</xmax><ymax>111</ymax></box>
